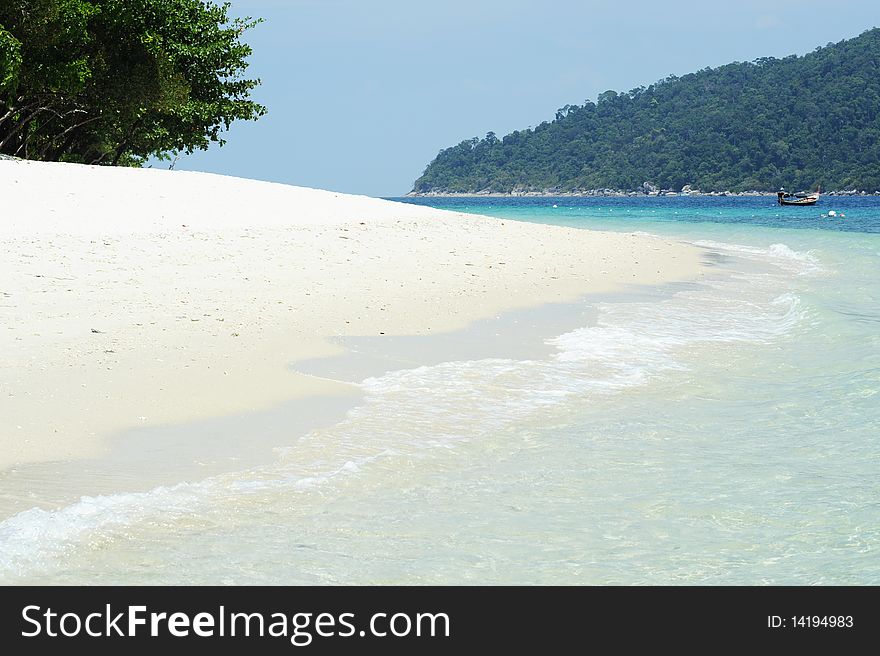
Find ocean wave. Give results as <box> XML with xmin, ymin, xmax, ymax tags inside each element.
<box><xmin>0</xmin><ymin>481</ymin><xmax>210</xmax><ymax>576</ymax></box>
<box><xmin>0</xmin><ymin>450</ymin><xmax>389</xmax><ymax>578</ymax></box>
<box><xmin>0</xmin><ymin>241</ymin><xmax>811</xmax><ymax>580</ymax></box>
<box><xmin>690</xmin><ymin>239</ymin><xmax>824</xmax><ymax>275</ymax></box>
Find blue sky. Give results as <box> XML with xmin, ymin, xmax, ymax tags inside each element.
<box><xmin>168</xmin><ymin>0</ymin><xmax>880</xmax><ymax>196</ymax></box>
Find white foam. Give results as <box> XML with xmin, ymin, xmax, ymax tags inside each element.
<box><xmin>691</xmin><ymin>239</ymin><xmax>824</xmax><ymax>275</ymax></box>
<box><xmin>0</xmin><ymin>448</ymin><xmax>391</xmax><ymax>577</ymax></box>
<box><xmin>0</xmin><ymin>481</ymin><xmax>211</xmax><ymax>576</ymax></box>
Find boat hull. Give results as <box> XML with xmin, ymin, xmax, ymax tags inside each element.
<box><xmin>777</xmin><ymin>191</ymin><xmax>820</xmax><ymax>206</ymax></box>
<box><xmin>779</xmin><ymin>198</ymin><xmax>818</xmax><ymax>206</ymax></box>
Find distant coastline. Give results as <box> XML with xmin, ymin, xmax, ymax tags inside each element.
<box><xmin>411</xmin><ymin>31</ymin><xmax>880</xmax><ymax>199</ymax></box>
<box><xmin>407</xmin><ymin>188</ymin><xmax>880</xmax><ymax>198</ymax></box>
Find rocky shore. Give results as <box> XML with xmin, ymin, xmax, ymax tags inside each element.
<box><xmin>408</xmin><ymin>182</ymin><xmax>880</xmax><ymax>198</ymax></box>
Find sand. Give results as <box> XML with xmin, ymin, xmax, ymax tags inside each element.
<box><xmin>0</xmin><ymin>159</ymin><xmax>704</xmax><ymax>469</ymax></box>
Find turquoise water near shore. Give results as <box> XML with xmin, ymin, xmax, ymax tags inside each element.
<box><xmin>394</xmin><ymin>196</ymin><xmax>880</xmax><ymax>583</ymax></box>
<box><xmin>1</xmin><ymin>196</ymin><xmax>878</xmax><ymax>584</ymax></box>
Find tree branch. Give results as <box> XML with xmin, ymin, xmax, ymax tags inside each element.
<box><xmin>38</xmin><ymin>114</ymin><xmax>102</xmax><ymax>160</ymax></box>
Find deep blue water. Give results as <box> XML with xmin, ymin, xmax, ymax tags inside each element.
<box><xmin>390</xmin><ymin>195</ymin><xmax>880</xmax><ymax>234</ymax></box>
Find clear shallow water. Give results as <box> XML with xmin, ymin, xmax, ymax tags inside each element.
<box><xmin>2</xmin><ymin>197</ymin><xmax>878</xmax><ymax>585</ymax></box>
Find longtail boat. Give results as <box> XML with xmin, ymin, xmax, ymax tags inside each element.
<box><xmin>777</xmin><ymin>189</ymin><xmax>820</xmax><ymax>206</ymax></box>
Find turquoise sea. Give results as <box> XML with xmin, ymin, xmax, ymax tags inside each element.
<box><xmin>1</xmin><ymin>196</ymin><xmax>878</xmax><ymax>584</ymax></box>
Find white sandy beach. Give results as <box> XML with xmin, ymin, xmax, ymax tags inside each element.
<box><xmin>0</xmin><ymin>160</ymin><xmax>703</xmax><ymax>470</ymax></box>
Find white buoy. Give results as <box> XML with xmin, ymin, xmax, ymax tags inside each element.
<box><xmin>828</xmin><ymin>210</ymin><xmax>837</xmax><ymax>217</ymax></box>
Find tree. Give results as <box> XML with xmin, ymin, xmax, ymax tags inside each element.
<box><xmin>0</xmin><ymin>0</ymin><xmax>266</xmax><ymax>164</ymax></box>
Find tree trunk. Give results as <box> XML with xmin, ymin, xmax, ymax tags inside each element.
<box><xmin>0</xmin><ymin>105</ymin><xmax>48</xmax><ymax>152</ymax></box>
<box><xmin>110</xmin><ymin>115</ymin><xmax>145</xmax><ymax>166</ymax></box>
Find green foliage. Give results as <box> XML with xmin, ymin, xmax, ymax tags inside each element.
<box><xmin>0</xmin><ymin>0</ymin><xmax>265</xmax><ymax>164</ymax></box>
<box><xmin>0</xmin><ymin>24</ymin><xmax>22</xmax><ymax>100</ymax></box>
<box><xmin>414</xmin><ymin>29</ymin><xmax>880</xmax><ymax>193</ymax></box>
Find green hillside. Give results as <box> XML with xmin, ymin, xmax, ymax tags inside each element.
<box><xmin>412</xmin><ymin>29</ymin><xmax>880</xmax><ymax>194</ymax></box>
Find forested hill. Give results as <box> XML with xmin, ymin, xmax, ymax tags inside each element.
<box><xmin>412</xmin><ymin>29</ymin><xmax>880</xmax><ymax>194</ymax></box>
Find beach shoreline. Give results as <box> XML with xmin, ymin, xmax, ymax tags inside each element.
<box><xmin>3</xmin><ymin>178</ymin><xmax>878</xmax><ymax>586</ymax></box>
<box><xmin>0</xmin><ymin>159</ymin><xmax>704</xmax><ymax>472</ymax></box>
<box><xmin>405</xmin><ymin>190</ymin><xmax>880</xmax><ymax>198</ymax></box>
<box><xmin>0</xmin><ymin>280</ymin><xmax>699</xmax><ymax>520</ymax></box>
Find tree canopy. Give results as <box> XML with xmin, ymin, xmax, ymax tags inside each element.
<box><xmin>0</xmin><ymin>0</ymin><xmax>265</xmax><ymax>165</ymax></box>
<box><xmin>413</xmin><ymin>28</ymin><xmax>880</xmax><ymax>194</ymax></box>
